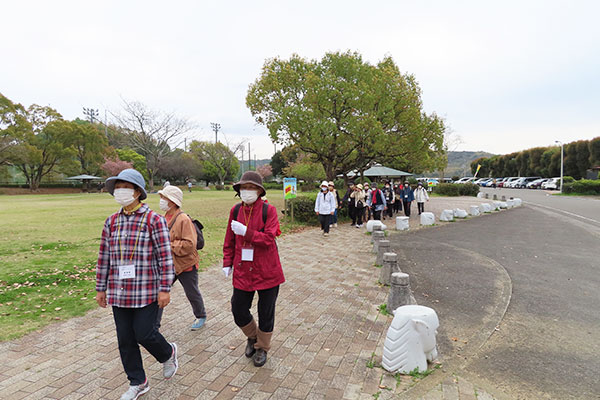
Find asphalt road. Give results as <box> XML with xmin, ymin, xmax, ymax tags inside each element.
<box><xmin>389</xmin><ymin>190</ymin><xmax>600</xmax><ymax>399</ymax></box>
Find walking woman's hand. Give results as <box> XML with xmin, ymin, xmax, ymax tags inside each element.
<box><xmin>158</xmin><ymin>291</ymin><xmax>170</xmax><ymax>308</ymax></box>
<box><xmin>95</xmin><ymin>291</ymin><xmax>107</xmax><ymax>308</ymax></box>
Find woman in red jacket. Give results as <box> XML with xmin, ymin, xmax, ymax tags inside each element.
<box><xmin>222</xmin><ymin>171</ymin><xmax>284</xmax><ymax>367</ymax></box>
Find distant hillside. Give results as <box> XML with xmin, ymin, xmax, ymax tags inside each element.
<box><xmin>444</xmin><ymin>151</ymin><xmax>495</xmax><ymax>177</ymax></box>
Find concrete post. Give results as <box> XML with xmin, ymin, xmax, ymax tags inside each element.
<box><xmin>376</xmin><ymin>240</ymin><xmax>391</xmax><ymax>265</ymax></box>
<box><xmin>387</xmin><ymin>272</ymin><xmax>411</xmax><ymax>313</ymax></box>
<box><xmin>380</xmin><ymin>252</ymin><xmax>399</xmax><ymax>285</ymax></box>
<box><xmin>372</xmin><ymin>231</ymin><xmax>385</xmax><ymax>252</ymax></box>
<box><xmin>485</xmin><ymin>193</ymin><xmax>489</xmax><ymax>199</ymax></box>
<box><xmin>501</xmin><ymin>195</ymin><xmax>506</xmax><ymax>201</ymax></box>
<box><xmin>493</xmin><ymin>194</ymin><xmax>498</xmax><ymax>200</ymax></box>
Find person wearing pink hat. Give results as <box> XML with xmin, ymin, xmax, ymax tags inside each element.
<box><xmin>155</xmin><ymin>185</ymin><xmax>207</xmax><ymax>331</ymax></box>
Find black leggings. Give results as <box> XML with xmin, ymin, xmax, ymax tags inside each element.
<box><xmin>353</xmin><ymin>207</ymin><xmax>365</xmax><ymax>225</ymax></box>
<box><xmin>417</xmin><ymin>202</ymin><xmax>425</xmax><ymax>214</ymax></box>
<box><xmin>231</xmin><ymin>286</ymin><xmax>279</xmax><ymax>332</ymax></box>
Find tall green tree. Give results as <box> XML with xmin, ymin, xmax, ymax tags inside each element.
<box><xmin>189</xmin><ymin>141</ymin><xmax>239</xmax><ymax>185</ymax></box>
<box><xmin>11</xmin><ymin>105</ymin><xmax>75</xmax><ymax>190</ymax></box>
<box><xmin>246</xmin><ymin>51</ymin><xmax>446</xmax><ymax>181</ymax></box>
<box><xmin>270</xmin><ymin>150</ymin><xmax>286</xmax><ymax>177</ymax></box>
<box><xmin>589</xmin><ymin>137</ymin><xmax>600</xmax><ymax>167</ymax></box>
<box><xmin>116</xmin><ymin>148</ymin><xmax>148</xmax><ymax>181</ymax></box>
<box><xmin>70</xmin><ymin>120</ymin><xmax>110</xmax><ymax>176</ymax></box>
<box><xmin>0</xmin><ymin>94</ymin><xmax>29</xmax><ymax>166</ymax></box>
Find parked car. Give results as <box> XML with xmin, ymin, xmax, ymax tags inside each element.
<box><xmin>454</xmin><ymin>177</ymin><xmax>473</xmax><ymax>184</ymax></box>
<box><xmin>496</xmin><ymin>178</ymin><xmax>507</xmax><ymax>187</ymax></box>
<box><xmin>503</xmin><ymin>177</ymin><xmax>520</xmax><ymax>188</ymax></box>
<box><xmin>510</xmin><ymin>177</ymin><xmax>540</xmax><ymax>188</ymax></box>
<box><xmin>526</xmin><ymin>178</ymin><xmax>548</xmax><ymax>189</ymax></box>
<box><xmin>542</xmin><ymin>177</ymin><xmax>560</xmax><ymax>190</ymax></box>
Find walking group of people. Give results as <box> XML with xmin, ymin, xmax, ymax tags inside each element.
<box><xmin>313</xmin><ymin>179</ymin><xmax>430</xmax><ymax>235</ymax></box>
<box><xmin>96</xmin><ymin>169</ymin><xmax>283</xmax><ymax>399</ymax></box>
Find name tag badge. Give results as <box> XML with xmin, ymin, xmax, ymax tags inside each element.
<box><xmin>241</xmin><ymin>247</ymin><xmax>254</xmax><ymax>262</ymax></box>
<box><xmin>118</xmin><ymin>264</ymin><xmax>136</xmax><ymax>280</ymax></box>
<box><xmin>404</xmin><ymin>195</ymin><xmax>408</xmax><ymax>198</ymax></box>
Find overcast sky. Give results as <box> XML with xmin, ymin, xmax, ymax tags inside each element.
<box><xmin>2</xmin><ymin>0</ymin><xmax>599</xmax><ymax>159</ymax></box>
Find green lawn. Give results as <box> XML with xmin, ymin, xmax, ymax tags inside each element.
<box><xmin>0</xmin><ymin>189</ymin><xmax>292</xmax><ymax>341</ymax></box>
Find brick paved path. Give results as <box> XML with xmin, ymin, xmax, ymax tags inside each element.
<box><xmin>0</xmin><ymin>197</ymin><xmax>504</xmax><ymax>400</ymax></box>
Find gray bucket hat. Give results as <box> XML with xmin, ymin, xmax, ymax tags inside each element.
<box><xmin>233</xmin><ymin>171</ymin><xmax>266</xmax><ymax>197</ymax></box>
<box><xmin>105</xmin><ymin>169</ymin><xmax>147</xmax><ymax>200</ymax></box>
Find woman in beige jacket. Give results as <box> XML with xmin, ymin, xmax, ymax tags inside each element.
<box><xmin>156</xmin><ymin>185</ymin><xmax>207</xmax><ymax>330</ymax></box>
<box><xmin>350</xmin><ymin>183</ymin><xmax>367</xmax><ymax>228</ymax></box>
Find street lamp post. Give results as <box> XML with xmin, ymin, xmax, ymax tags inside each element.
<box><xmin>555</xmin><ymin>141</ymin><xmax>564</xmax><ymax>193</ymax></box>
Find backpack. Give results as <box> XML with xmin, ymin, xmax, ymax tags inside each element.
<box><xmin>233</xmin><ymin>202</ymin><xmax>268</xmax><ymax>233</ymax></box>
<box><xmin>168</xmin><ymin>212</ymin><xmax>205</xmax><ymax>250</ymax></box>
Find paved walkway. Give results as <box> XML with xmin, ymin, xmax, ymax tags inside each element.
<box><xmin>0</xmin><ymin>197</ymin><xmax>506</xmax><ymax>400</ymax></box>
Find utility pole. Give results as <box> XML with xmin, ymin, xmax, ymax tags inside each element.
<box><xmin>241</xmin><ymin>148</ymin><xmax>244</xmax><ymax>174</ymax></box>
<box><xmin>83</xmin><ymin>107</ymin><xmax>99</xmax><ymax>123</ymax></box>
<box><xmin>248</xmin><ymin>142</ymin><xmax>251</xmax><ymax>170</ymax></box>
<box><xmin>184</xmin><ymin>138</ymin><xmax>187</xmax><ymax>152</ymax></box>
<box><xmin>104</xmin><ymin>110</ymin><xmax>108</xmax><ymax>136</ymax></box>
<box><xmin>210</xmin><ymin>122</ymin><xmax>221</xmax><ymax>143</ymax></box>
<box><xmin>555</xmin><ymin>140</ymin><xmax>564</xmax><ymax>193</ymax></box>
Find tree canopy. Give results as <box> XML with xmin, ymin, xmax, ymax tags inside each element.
<box><xmin>246</xmin><ymin>51</ymin><xmax>446</xmax><ymax>180</ymax></box>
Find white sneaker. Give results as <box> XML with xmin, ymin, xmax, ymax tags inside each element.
<box><xmin>334</xmin><ymin>223</ymin><xmax>338</xmax><ymax>227</ymax></box>
<box><xmin>324</xmin><ymin>232</ymin><xmax>329</xmax><ymax>237</ymax></box>
<box><xmin>120</xmin><ymin>379</ymin><xmax>149</xmax><ymax>400</ymax></box>
<box><xmin>162</xmin><ymin>343</ymin><xmax>178</xmax><ymax>379</ymax></box>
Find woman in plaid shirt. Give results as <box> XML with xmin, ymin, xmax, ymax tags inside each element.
<box><xmin>95</xmin><ymin>169</ymin><xmax>178</xmax><ymax>400</ymax></box>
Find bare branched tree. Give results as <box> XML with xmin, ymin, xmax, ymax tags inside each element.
<box><xmin>111</xmin><ymin>99</ymin><xmax>194</xmax><ymax>190</ymax></box>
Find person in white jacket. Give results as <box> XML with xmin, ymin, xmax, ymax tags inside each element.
<box><xmin>314</xmin><ymin>181</ymin><xmax>337</xmax><ymax>236</ymax></box>
<box><xmin>414</xmin><ymin>182</ymin><xmax>429</xmax><ymax>215</ymax></box>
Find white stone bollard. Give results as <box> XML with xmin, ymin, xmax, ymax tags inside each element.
<box><xmin>372</xmin><ymin>231</ymin><xmax>385</xmax><ymax>251</ymax></box>
<box><xmin>440</xmin><ymin>209</ymin><xmax>454</xmax><ymax>222</ymax></box>
<box><xmin>506</xmin><ymin>199</ymin><xmax>515</xmax><ymax>208</ymax></box>
<box><xmin>499</xmin><ymin>202</ymin><xmax>508</xmax><ymax>209</ymax></box>
<box><xmin>382</xmin><ymin>305</ymin><xmax>439</xmax><ymax>374</ymax></box>
<box><xmin>380</xmin><ymin>253</ymin><xmax>400</xmax><ymax>285</ymax></box>
<box><xmin>367</xmin><ymin>220</ymin><xmax>387</xmax><ymax>232</ymax></box>
<box><xmin>493</xmin><ymin>201</ymin><xmax>502</xmax><ymax>210</ymax></box>
<box><xmin>514</xmin><ymin>198</ymin><xmax>522</xmax><ymax>207</ymax></box>
<box><xmin>454</xmin><ymin>209</ymin><xmax>468</xmax><ymax>218</ymax></box>
<box><xmin>477</xmin><ymin>192</ymin><xmax>484</xmax><ymax>198</ymax></box>
<box><xmin>469</xmin><ymin>205</ymin><xmax>480</xmax><ymax>216</ymax></box>
<box><xmin>376</xmin><ymin>240</ymin><xmax>391</xmax><ymax>266</ymax></box>
<box><xmin>420</xmin><ymin>212</ymin><xmax>435</xmax><ymax>226</ymax></box>
<box><xmin>481</xmin><ymin>203</ymin><xmax>492</xmax><ymax>213</ymax></box>
<box><xmin>395</xmin><ymin>216</ymin><xmax>409</xmax><ymax>231</ymax></box>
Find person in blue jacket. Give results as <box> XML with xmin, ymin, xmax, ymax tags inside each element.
<box><xmin>400</xmin><ymin>182</ymin><xmax>415</xmax><ymax>217</ymax></box>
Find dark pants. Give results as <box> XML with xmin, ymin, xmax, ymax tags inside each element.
<box><xmin>348</xmin><ymin>205</ymin><xmax>355</xmax><ymax>224</ymax></box>
<box><xmin>231</xmin><ymin>286</ymin><xmax>279</xmax><ymax>333</ymax></box>
<box><xmin>318</xmin><ymin>214</ymin><xmax>331</xmax><ymax>233</ymax></box>
<box><xmin>113</xmin><ymin>302</ymin><xmax>173</xmax><ymax>385</ymax></box>
<box><xmin>417</xmin><ymin>202</ymin><xmax>425</xmax><ymax>214</ymax></box>
<box><xmin>332</xmin><ymin>209</ymin><xmax>338</xmax><ymax>224</ymax></box>
<box><xmin>373</xmin><ymin>209</ymin><xmax>382</xmax><ymax>220</ymax></box>
<box><xmin>353</xmin><ymin>207</ymin><xmax>365</xmax><ymax>225</ymax></box>
<box><xmin>403</xmin><ymin>201</ymin><xmax>412</xmax><ymax>216</ymax></box>
<box><xmin>394</xmin><ymin>199</ymin><xmax>402</xmax><ymax>213</ymax></box>
<box><xmin>155</xmin><ymin>267</ymin><xmax>206</xmax><ymax>329</ymax></box>
<box><xmin>366</xmin><ymin>206</ymin><xmax>372</xmax><ymax>221</ymax></box>
<box><xmin>386</xmin><ymin>204</ymin><xmax>394</xmax><ymax>218</ymax></box>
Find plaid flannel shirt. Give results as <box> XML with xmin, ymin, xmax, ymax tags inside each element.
<box><xmin>96</xmin><ymin>204</ymin><xmax>175</xmax><ymax>308</ymax></box>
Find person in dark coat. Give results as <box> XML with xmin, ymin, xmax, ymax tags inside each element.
<box><xmin>393</xmin><ymin>184</ymin><xmax>402</xmax><ymax>214</ymax></box>
<box><xmin>400</xmin><ymin>182</ymin><xmax>415</xmax><ymax>217</ymax></box>
<box><xmin>222</xmin><ymin>171</ymin><xmax>285</xmax><ymax>367</ymax></box>
<box><xmin>341</xmin><ymin>181</ymin><xmax>356</xmax><ymax>226</ymax></box>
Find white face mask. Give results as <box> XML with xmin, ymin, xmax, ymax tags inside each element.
<box><xmin>240</xmin><ymin>189</ymin><xmax>259</xmax><ymax>204</ymax></box>
<box><xmin>159</xmin><ymin>198</ymin><xmax>171</xmax><ymax>211</ymax></box>
<box><xmin>114</xmin><ymin>188</ymin><xmax>136</xmax><ymax>207</ymax></box>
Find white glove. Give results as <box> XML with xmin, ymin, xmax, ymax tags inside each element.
<box><xmin>222</xmin><ymin>266</ymin><xmax>232</xmax><ymax>277</ymax></box>
<box><xmin>231</xmin><ymin>220</ymin><xmax>247</xmax><ymax>236</ymax></box>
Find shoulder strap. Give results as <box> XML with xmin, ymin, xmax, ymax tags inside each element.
<box><xmin>233</xmin><ymin>202</ymin><xmax>243</xmax><ymax>220</ymax></box>
<box><xmin>260</xmin><ymin>202</ymin><xmax>268</xmax><ymax>232</ymax></box>
<box><xmin>167</xmin><ymin>211</ymin><xmax>183</xmax><ymax>230</ymax></box>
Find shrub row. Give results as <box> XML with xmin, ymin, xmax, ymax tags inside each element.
<box><xmin>433</xmin><ymin>183</ymin><xmax>480</xmax><ymax>197</ymax></box>
<box><xmin>283</xmin><ymin>193</ymin><xmax>350</xmax><ymax>223</ymax></box>
<box><xmin>563</xmin><ymin>179</ymin><xmax>600</xmax><ymax>195</ymax></box>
